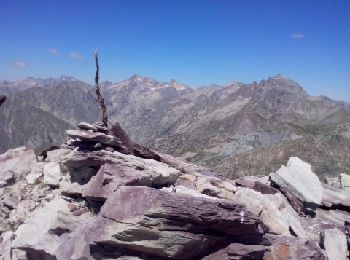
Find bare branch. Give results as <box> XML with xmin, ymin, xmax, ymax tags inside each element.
<box><xmin>94</xmin><ymin>50</ymin><xmax>108</xmax><ymax>127</ymax></box>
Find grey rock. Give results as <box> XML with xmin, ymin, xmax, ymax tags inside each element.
<box><xmin>12</xmin><ymin>197</ymin><xmax>70</xmax><ymax>257</ymax></box>
<box><xmin>43</xmin><ymin>162</ymin><xmax>62</xmax><ymax>186</ymax></box>
<box><xmin>76</xmin><ymin>122</ymin><xmax>98</xmax><ymax>132</ymax></box>
<box><xmin>270</xmin><ymin>157</ymin><xmax>323</xmax><ymax>210</ymax></box>
<box><xmin>320</xmin><ymin>228</ymin><xmax>348</xmax><ymax>260</ymax></box>
<box><xmin>340</xmin><ymin>173</ymin><xmax>350</xmax><ymax>191</ymax></box>
<box><xmin>233</xmin><ymin>188</ymin><xmax>306</xmax><ymax>238</ymax></box>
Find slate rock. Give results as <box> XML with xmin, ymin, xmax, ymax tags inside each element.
<box><xmin>91</xmin><ymin>186</ymin><xmax>264</xmax><ymax>259</ymax></box>
<box><xmin>66</xmin><ymin>129</ymin><xmax>122</xmax><ymax>147</ymax></box>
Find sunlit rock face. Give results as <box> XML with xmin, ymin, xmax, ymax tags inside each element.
<box><xmin>0</xmin><ymin>121</ymin><xmax>349</xmax><ymax>259</ymax></box>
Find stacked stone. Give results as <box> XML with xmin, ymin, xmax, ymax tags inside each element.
<box><xmin>65</xmin><ymin>122</ymin><xmax>160</xmax><ymax>161</ymax></box>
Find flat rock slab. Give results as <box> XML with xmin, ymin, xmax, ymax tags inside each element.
<box><xmin>66</xmin><ymin>129</ymin><xmax>122</xmax><ymax>147</ymax></box>
<box><xmin>322</xmin><ymin>183</ymin><xmax>350</xmax><ymax>211</ymax></box>
<box><xmin>77</xmin><ymin>122</ymin><xmax>98</xmax><ymax>132</ymax></box>
<box><xmin>234</xmin><ymin>188</ymin><xmax>306</xmax><ymax>238</ymax></box>
<box><xmin>91</xmin><ymin>186</ymin><xmax>264</xmax><ymax>259</ymax></box>
<box><xmin>83</xmin><ymin>163</ymin><xmax>153</xmax><ymax>201</ymax></box>
<box><xmin>270</xmin><ymin>157</ymin><xmax>323</xmax><ymax>206</ymax></box>
<box><xmin>67</xmin><ymin>151</ymin><xmax>180</xmax><ymax>189</ymax></box>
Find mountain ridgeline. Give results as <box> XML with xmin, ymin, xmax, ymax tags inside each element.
<box><xmin>0</xmin><ymin>75</ymin><xmax>349</xmax><ymax>179</ymax></box>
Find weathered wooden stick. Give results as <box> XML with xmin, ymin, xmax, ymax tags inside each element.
<box><xmin>94</xmin><ymin>50</ymin><xmax>108</xmax><ymax>127</ymax></box>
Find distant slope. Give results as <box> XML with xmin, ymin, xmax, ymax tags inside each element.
<box><xmin>0</xmin><ymin>94</ymin><xmax>72</xmax><ymax>151</ymax></box>
<box><xmin>0</xmin><ymin>77</ymin><xmax>99</xmax><ymax>152</ymax></box>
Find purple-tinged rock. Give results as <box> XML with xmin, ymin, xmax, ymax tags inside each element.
<box><xmin>90</xmin><ymin>186</ymin><xmax>265</xmax><ymax>259</ymax></box>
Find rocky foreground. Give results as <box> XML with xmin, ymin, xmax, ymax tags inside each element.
<box><xmin>0</xmin><ymin>122</ymin><xmax>349</xmax><ymax>260</ymax></box>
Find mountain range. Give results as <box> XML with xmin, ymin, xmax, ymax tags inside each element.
<box><xmin>0</xmin><ymin>75</ymin><xmax>349</xmax><ymax>179</ymax></box>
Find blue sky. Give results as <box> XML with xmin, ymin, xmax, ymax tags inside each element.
<box><xmin>0</xmin><ymin>0</ymin><xmax>349</xmax><ymax>101</ymax></box>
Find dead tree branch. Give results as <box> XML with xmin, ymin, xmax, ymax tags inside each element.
<box><xmin>94</xmin><ymin>50</ymin><xmax>108</xmax><ymax>127</ymax></box>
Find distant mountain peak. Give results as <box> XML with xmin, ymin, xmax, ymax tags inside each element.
<box><xmin>128</xmin><ymin>74</ymin><xmax>157</xmax><ymax>83</ymax></box>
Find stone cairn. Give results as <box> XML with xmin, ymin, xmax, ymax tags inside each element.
<box><xmin>64</xmin><ymin>121</ymin><xmax>160</xmax><ymax>161</ymax></box>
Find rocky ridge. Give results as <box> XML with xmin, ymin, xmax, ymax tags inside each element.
<box><xmin>0</xmin><ymin>121</ymin><xmax>349</xmax><ymax>259</ymax></box>
<box><xmin>1</xmin><ymin>75</ymin><xmax>350</xmax><ymax>179</ymax></box>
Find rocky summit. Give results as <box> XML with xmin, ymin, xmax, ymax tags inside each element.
<box><xmin>0</xmin><ymin>121</ymin><xmax>349</xmax><ymax>260</ymax></box>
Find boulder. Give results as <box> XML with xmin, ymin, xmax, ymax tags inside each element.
<box><xmin>233</xmin><ymin>188</ymin><xmax>306</xmax><ymax>238</ymax></box>
<box><xmin>91</xmin><ymin>186</ymin><xmax>264</xmax><ymax>259</ymax></box>
<box><xmin>45</xmin><ymin>148</ymin><xmax>74</xmax><ymax>163</ymax></box>
<box><xmin>270</xmin><ymin>157</ymin><xmax>323</xmax><ymax>210</ymax></box>
<box><xmin>43</xmin><ymin>162</ymin><xmax>62</xmax><ymax>186</ymax></box>
<box><xmin>270</xmin><ymin>178</ymin><xmax>305</xmax><ymax>214</ymax></box>
<box><xmin>320</xmin><ymin>228</ymin><xmax>348</xmax><ymax>260</ymax></box>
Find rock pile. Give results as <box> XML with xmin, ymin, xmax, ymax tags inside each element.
<box><xmin>0</xmin><ymin>122</ymin><xmax>349</xmax><ymax>259</ymax></box>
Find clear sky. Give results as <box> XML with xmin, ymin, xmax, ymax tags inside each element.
<box><xmin>0</xmin><ymin>0</ymin><xmax>349</xmax><ymax>101</ymax></box>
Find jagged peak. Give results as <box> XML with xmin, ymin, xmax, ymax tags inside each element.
<box><xmin>128</xmin><ymin>74</ymin><xmax>157</xmax><ymax>83</ymax></box>
<box><xmin>256</xmin><ymin>75</ymin><xmax>306</xmax><ymax>94</ymax></box>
